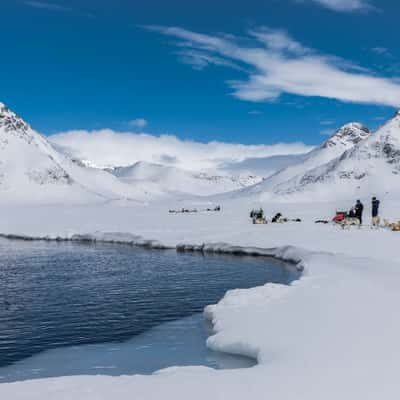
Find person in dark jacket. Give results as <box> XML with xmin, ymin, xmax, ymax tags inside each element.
<box><xmin>355</xmin><ymin>200</ymin><xmax>364</xmax><ymax>225</ymax></box>
<box><xmin>371</xmin><ymin>197</ymin><xmax>380</xmax><ymax>227</ymax></box>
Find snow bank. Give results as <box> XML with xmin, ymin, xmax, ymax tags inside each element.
<box><xmin>204</xmin><ymin>282</ymin><xmax>293</xmax><ymax>360</ymax></box>
<box><xmin>177</xmin><ymin>242</ymin><xmax>306</xmax><ymax>270</ymax></box>
<box><xmin>0</xmin><ymin>230</ymin><xmax>306</xmax><ymax>271</ymax></box>
<box><xmin>0</xmin><ymin>232</ymin><xmax>171</xmax><ymax>250</ymax></box>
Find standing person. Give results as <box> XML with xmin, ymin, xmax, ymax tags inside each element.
<box><xmin>371</xmin><ymin>197</ymin><xmax>380</xmax><ymax>227</ymax></box>
<box><xmin>355</xmin><ymin>200</ymin><xmax>364</xmax><ymax>225</ymax></box>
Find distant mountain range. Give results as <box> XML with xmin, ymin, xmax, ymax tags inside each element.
<box><xmin>1</xmin><ymin>101</ymin><xmax>399</xmax><ymax>204</ymax></box>
<box><xmin>108</xmin><ymin>161</ymin><xmax>262</xmax><ymax>196</ymax></box>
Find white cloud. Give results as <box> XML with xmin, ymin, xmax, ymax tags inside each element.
<box><xmin>146</xmin><ymin>26</ymin><xmax>400</xmax><ymax>107</ymax></box>
<box><xmin>248</xmin><ymin>28</ymin><xmax>307</xmax><ymax>54</ymax></box>
<box><xmin>128</xmin><ymin>118</ymin><xmax>148</xmax><ymax>128</ymax></box>
<box><xmin>371</xmin><ymin>47</ymin><xmax>392</xmax><ymax>57</ymax></box>
<box><xmin>307</xmin><ymin>0</ymin><xmax>374</xmax><ymax>12</ymax></box>
<box><xmin>49</xmin><ymin>129</ymin><xmax>313</xmax><ymax>171</ymax></box>
<box><xmin>25</xmin><ymin>1</ymin><xmax>72</xmax><ymax>12</ymax></box>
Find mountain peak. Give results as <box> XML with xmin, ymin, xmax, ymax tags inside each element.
<box><xmin>0</xmin><ymin>102</ymin><xmax>30</xmax><ymax>134</ymax></box>
<box><xmin>0</xmin><ymin>102</ymin><xmax>11</xmax><ymax>118</ymax></box>
<box><xmin>321</xmin><ymin>122</ymin><xmax>370</xmax><ymax>150</ymax></box>
<box><xmin>0</xmin><ymin>102</ymin><xmax>13</xmax><ymax>116</ymax></box>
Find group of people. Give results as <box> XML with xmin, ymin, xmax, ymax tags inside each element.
<box><xmin>347</xmin><ymin>197</ymin><xmax>380</xmax><ymax>226</ymax></box>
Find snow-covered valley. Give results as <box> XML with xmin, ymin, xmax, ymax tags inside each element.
<box><xmin>1</xmin><ymin>102</ymin><xmax>400</xmax><ymax>399</ymax></box>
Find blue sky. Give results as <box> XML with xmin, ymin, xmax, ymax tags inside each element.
<box><xmin>1</xmin><ymin>0</ymin><xmax>400</xmax><ymax>145</ymax></box>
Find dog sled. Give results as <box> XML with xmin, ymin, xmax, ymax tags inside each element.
<box><xmin>333</xmin><ymin>211</ymin><xmax>360</xmax><ymax>228</ymax></box>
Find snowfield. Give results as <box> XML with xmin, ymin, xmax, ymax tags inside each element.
<box><xmin>2</xmin><ymin>102</ymin><xmax>400</xmax><ymax>398</ymax></box>
<box><xmin>1</xmin><ymin>198</ymin><xmax>400</xmax><ymax>399</ymax></box>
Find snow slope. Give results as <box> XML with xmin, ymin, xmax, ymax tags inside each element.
<box><xmin>0</xmin><ymin>104</ymin><xmax>163</xmax><ymax>204</ymax></box>
<box><xmin>110</xmin><ymin>161</ymin><xmax>262</xmax><ymax>196</ymax></box>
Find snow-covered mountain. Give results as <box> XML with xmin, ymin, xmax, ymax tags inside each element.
<box><xmin>110</xmin><ymin>161</ymin><xmax>262</xmax><ymax>196</ymax></box>
<box><xmin>0</xmin><ymin>103</ymin><xmax>162</xmax><ymax>204</ymax></box>
<box><xmin>244</xmin><ymin>121</ymin><xmax>371</xmax><ymax>198</ymax></box>
<box><xmin>272</xmin><ymin>112</ymin><xmax>400</xmax><ymax>199</ymax></box>
<box><xmin>236</xmin><ymin>112</ymin><xmax>400</xmax><ymax>201</ymax></box>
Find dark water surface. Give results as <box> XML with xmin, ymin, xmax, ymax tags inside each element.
<box><xmin>0</xmin><ymin>238</ymin><xmax>299</xmax><ymax>378</ymax></box>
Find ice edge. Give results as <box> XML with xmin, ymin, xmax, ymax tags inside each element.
<box><xmin>0</xmin><ymin>231</ymin><xmax>307</xmax><ymax>367</ymax></box>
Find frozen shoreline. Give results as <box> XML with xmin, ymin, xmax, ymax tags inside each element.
<box><xmin>1</xmin><ymin>202</ymin><xmax>400</xmax><ymax>399</ymax></box>
<box><xmin>0</xmin><ymin>232</ymin><xmax>305</xmax><ymax>271</ymax></box>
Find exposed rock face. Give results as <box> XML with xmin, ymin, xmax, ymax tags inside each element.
<box><xmin>321</xmin><ymin>123</ymin><xmax>370</xmax><ymax>150</ymax></box>
<box><xmin>0</xmin><ymin>103</ymin><xmax>30</xmax><ymax>134</ymax></box>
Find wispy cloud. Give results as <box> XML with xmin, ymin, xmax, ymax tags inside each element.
<box><xmin>248</xmin><ymin>110</ymin><xmax>263</xmax><ymax>115</ymax></box>
<box><xmin>128</xmin><ymin>118</ymin><xmax>148</xmax><ymax>128</ymax></box>
<box><xmin>146</xmin><ymin>25</ymin><xmax>400</xmax><ymax>107</ymax></box>
<box><xmin>176</xmin><ymin>50</ymin><xmax>243</xmax><ymax>71</ymax></box>
<box><xmin>25</xmin><ymin>1</ymin><xmax>72</xmax><ymax>12</ymax></box>
<box><xmin>320</xmin><ymin>119</ymin><xmax>336</xmax><ymax>125</ymax></box>
<box><xmin>371</xmin><ymin>47</ymin><xmax>392</xmax><ymax>57</ymax></box>
<box><xmin>306</xmin><ymin>0</ymin><xmax>374</xmax><ymax>12</ymax></box>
